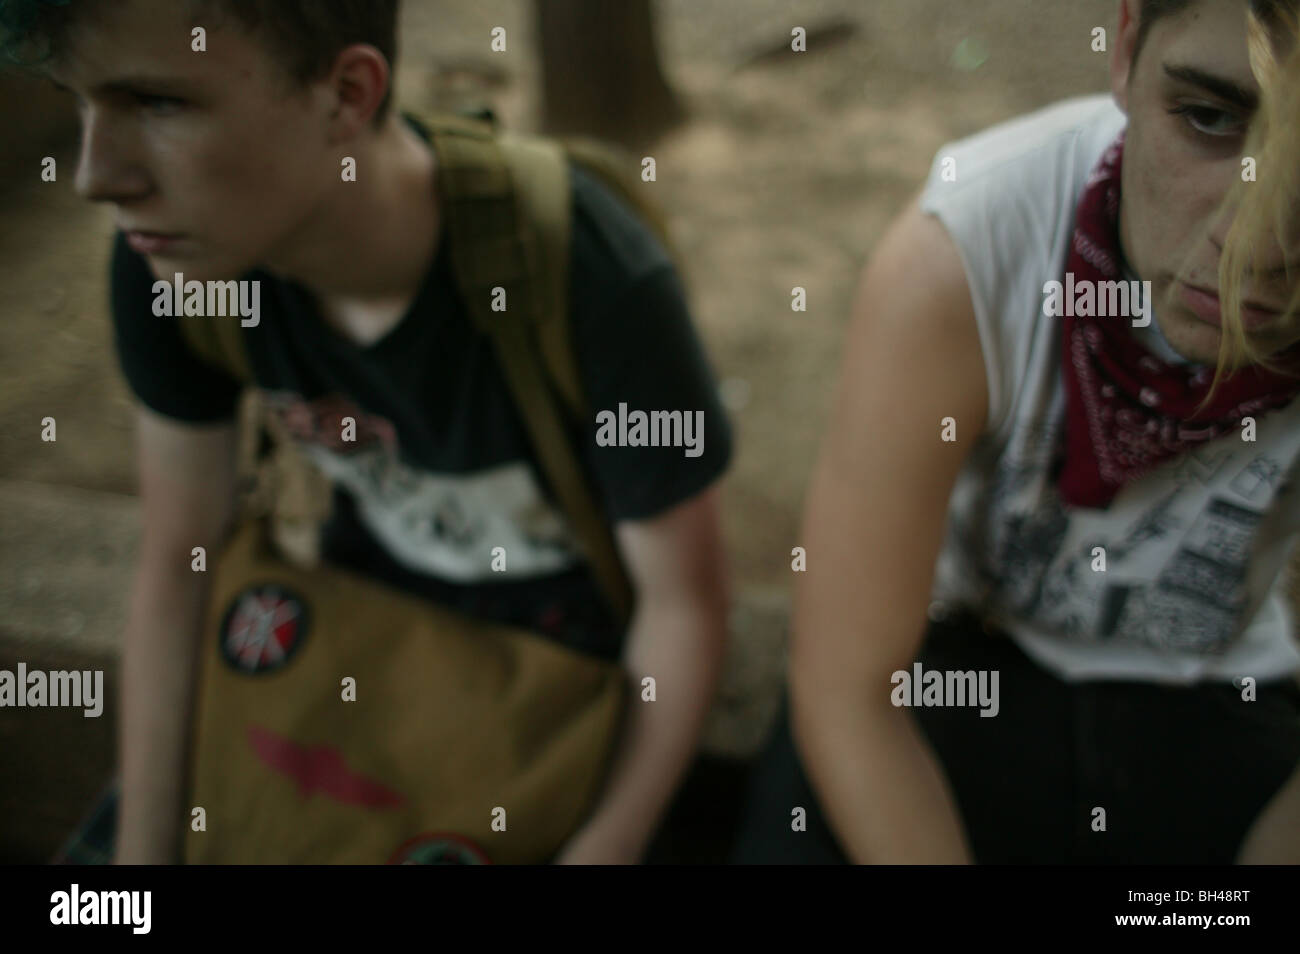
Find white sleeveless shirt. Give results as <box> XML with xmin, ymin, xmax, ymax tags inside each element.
<box><xmin>919</xmin><ymin>94</ymin><xmax>1300</xmax><ymax>684</ymax></box>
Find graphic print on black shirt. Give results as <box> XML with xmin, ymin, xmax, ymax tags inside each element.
<box><xmin>109</xmin><ymin>121</ymin><xmax>733</xmax><ymax>662</ymax></box>
<box><xmin>261</xmin><ymin>385</ymin><xmax>586</xmax><ymax>581</ymax></box>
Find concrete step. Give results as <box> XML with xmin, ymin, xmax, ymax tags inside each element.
<box><xmin>0</xmin><ymin>478</ymin><xmax>138</xmax><ymax>658</ymax></box>
<box><xmin>0</xmin><ymin>480</ymin><xmax>132</xmax><ymax>862</ymax></box>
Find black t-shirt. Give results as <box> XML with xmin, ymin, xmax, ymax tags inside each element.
<box><xmin>109</xmin><ymin>118</ymin><xmax>733</xmax><ymax>662</ymax></box>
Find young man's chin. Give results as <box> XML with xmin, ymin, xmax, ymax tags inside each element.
<box><xmin>1154</xmin><ymin>309</ymin><xmax>1224</xmax><ymax>367</ymax></box>
<box><xmin>143</xmin><ymin>255</ymin><xmax>250</xmax><ymax>285</ymax></box>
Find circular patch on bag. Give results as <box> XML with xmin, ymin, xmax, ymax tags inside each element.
<box><xmin>219</xmin><ymin>584</ymin><xmax>310</xmax><ymax>674</ymax></box>
<box><xmin>387</xmin><ymin>833</ymin><xmax>491</xmax><ymax>865</ymax></box>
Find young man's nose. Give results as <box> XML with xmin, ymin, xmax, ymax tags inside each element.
<box><xmin>73</xmin><ymin>111</ymin><xmax>150</xmax><ymax>203</ymax></box>
<box><xmin>1208</xmin><ymin>203</ymin><xmax>1298</xmax><ymax>282</ymax></box>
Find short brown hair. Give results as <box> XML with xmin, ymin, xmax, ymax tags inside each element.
<box><xmin>1</xmin><ymin>0</ymin><xmax>402</xmax><ymax>125</ymax></box>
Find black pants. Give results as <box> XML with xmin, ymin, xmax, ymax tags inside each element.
<box><xmin>731</xmin><ymin>616</ymin><xmax>1300</xmax><ymax>864</ymax></box>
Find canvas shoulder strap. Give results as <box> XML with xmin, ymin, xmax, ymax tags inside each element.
<box><xmin>424</xmin><ymin>113</ymin><xmax>636</xmax><ymax>626</ymax></box>
<box><xmin>173</xmin><ymin>313</ymin><xmax>277</xmax><ymax>512</ymax></box>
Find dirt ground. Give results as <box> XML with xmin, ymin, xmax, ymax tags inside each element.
<box><xmin>2</xmin><ymin>0</ymin><xmax>1293</xmax><ymax>862</ymax></box>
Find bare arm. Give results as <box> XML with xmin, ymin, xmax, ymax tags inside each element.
<box><xmin>115</xmin><ymin>405</ymin><xmax>239</xmax><ymax>864</ymax></box>
<box><xmin>790</xmin><ymin>198</ymin><xmax>989</xmax><ymax>864</ymax></box>
<box><xmin>1237</xmin><ymin>761</ymin><xmax>1300</xmax><ymax>863</ymax></box>
<box><xmin>554</xmin><ymin>485</ymin><xmax>730</xmax><ymax>863</ymax></box>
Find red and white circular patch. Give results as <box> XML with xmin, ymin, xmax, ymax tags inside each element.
<box><xmin>219</xmin><ymin>584</ymin><xmax>310</xmax><ymax>674</ymax></box>
<box><xmin>387</xmin><ymin>833</ymin><xmax>491</xmax><ymax>865</ymax></box>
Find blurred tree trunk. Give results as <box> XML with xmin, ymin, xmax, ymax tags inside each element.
<box><xmin>536</xmin><ymin>0</ymin><xmax>685</xmax><ymax>150</ymax></box>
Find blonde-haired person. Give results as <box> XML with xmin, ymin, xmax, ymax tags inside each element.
<box><xmin>1218</xmin><ymin>7</ymin><xmax>1300</xmax><ymax>865</ymax></box>
<box><xmin>735</xmin><ymin>0</ymin><xmax>1300</xmax><ymax>865</ymax></box>
<box><xmin>1217</xmin><ymin>5</ymin><xmax>1300</xmax><ymax>381</ymax></box>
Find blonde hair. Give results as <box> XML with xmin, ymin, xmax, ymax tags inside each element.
<box><xmin>1207</xmin><ymin>5</ymin><xmax>1300</xmax><ymax>400</ymax></box>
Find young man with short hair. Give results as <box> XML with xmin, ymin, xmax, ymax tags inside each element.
<box><xmin>736</xmin><ymin>0</ymin><xmax>1300</xmax><ymax>864</ymax></box>
<box><xmin>11</xmin><ymin>0</ymin><xmax>733</xmax><ymax>864</ymax></box>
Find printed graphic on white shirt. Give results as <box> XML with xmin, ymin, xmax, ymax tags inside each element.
<box><xmin>954</xmin><ymin>388</ymin><xmax>1300</xmax><ymax>656</ymax></box>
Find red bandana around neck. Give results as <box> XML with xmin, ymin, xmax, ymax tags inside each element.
<box><xmin>1056</xmin><ymin>132</ymin><xmax>1300</xmax><ymax>509</ymax></box>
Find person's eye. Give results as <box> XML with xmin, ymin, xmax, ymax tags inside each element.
<box><xmin>134</xmin><ymin>93</ymin><xmax>186</xmax><ymax>115</ymax></box>
<box><xmin>1168</xmin><ymin>103</ymin><xmax>1245</xmax><ymax>138</ymax></box>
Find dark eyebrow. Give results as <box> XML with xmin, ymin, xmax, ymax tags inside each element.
<box><xmin>99</xmin><ymin>75</ymin><xmax>195</xmax><ymax>95</ymax></box>
<box><xmin>1162</xmin><ymin>64</ymin><xmax>1258</xmax><ymax>112</ymax></box>
<box><xmin>47</xmin><ymin>74</ymin><xmax>195</xmax><ymax>96</ymax></box>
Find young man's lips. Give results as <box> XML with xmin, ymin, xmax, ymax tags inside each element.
<box><xmin>1178</xmin><ymin>282</ymin><xmax>1281</xmax><ymax>331</ymax></box>
<box><xmin>123</xmin><ymin>230</ymin><xmax>188</xmax><ymax>255</ymax></box>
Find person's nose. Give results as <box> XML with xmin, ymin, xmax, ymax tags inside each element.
<box><xmin>73</xmin><ymin>107</ymin><xmax>151</xmax><ymax>204</ymax></box>
<box><xmin>1208</xmin><ymin>195</ymin><xmax>1298</xmax><ymax>285</ymax></box>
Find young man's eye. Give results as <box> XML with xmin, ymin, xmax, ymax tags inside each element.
<box><xmin>1168</xmin><ymin>104</ymin><xmax>1245</xmax><ymax>138</ymax></box>
<box><xmin>134</xmin><ymin>93</ymin><xmax>186</xmax><ymax>114</ymax></box>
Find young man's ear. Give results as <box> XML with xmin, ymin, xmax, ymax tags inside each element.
<box><xmin>323</xmin><ymin>43</ymin><xmax>390</xmax><ymax>138</ymax></box>
<box><xmin>1110</xmin><ymin>0</ymin><xmax>1142</xmax><ymax>114</ymax></box>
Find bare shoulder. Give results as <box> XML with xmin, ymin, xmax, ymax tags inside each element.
<box><xmin>854</xmin><ymin>197</ymin><xmax>982</xmax><ymax>377</ymax></box>
<box><xmin>825</xmin><ymin>195</ymin><xmax>988</xmax><ymax>474</ymax></box>
<box><xmin>791</xmin><ymin>196</ymin><xmax>990</xmax><ymax>686</ymax></box>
